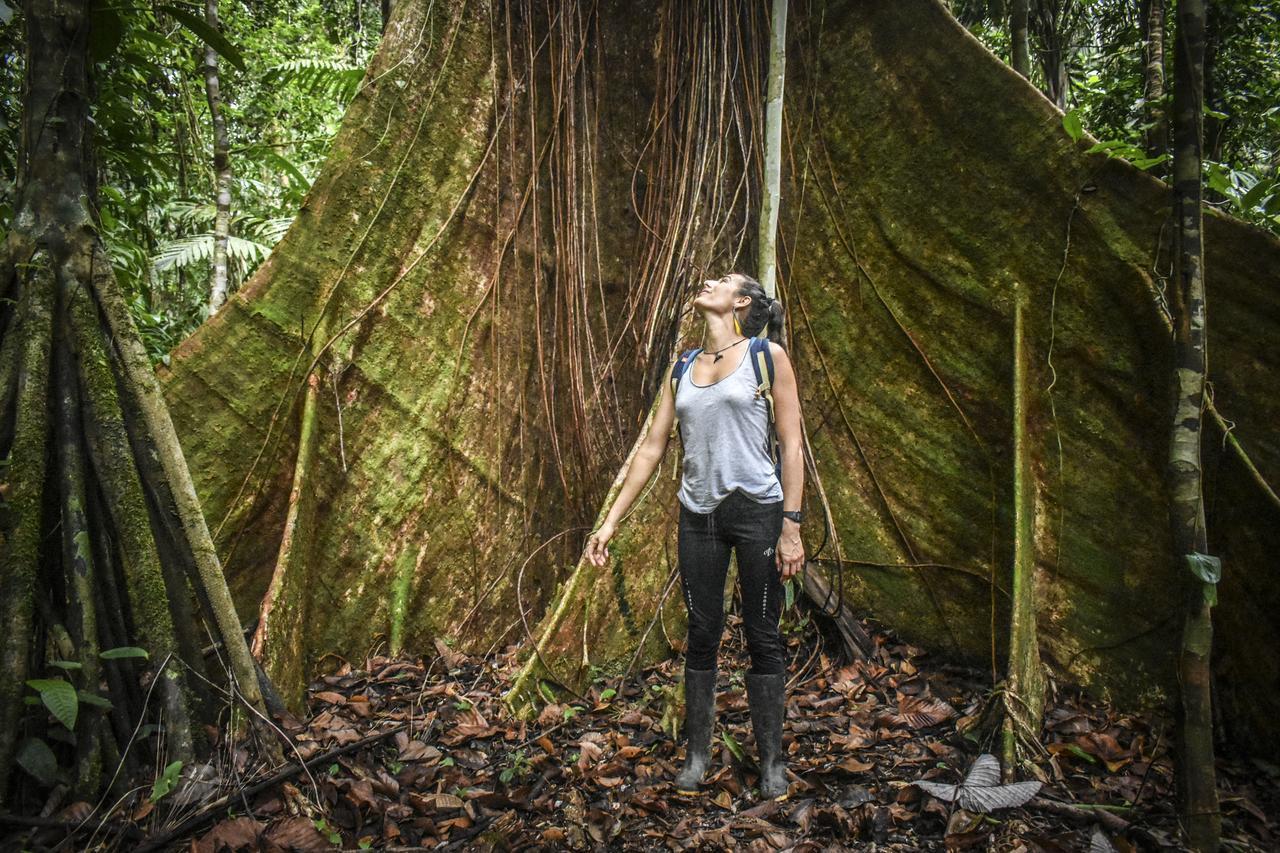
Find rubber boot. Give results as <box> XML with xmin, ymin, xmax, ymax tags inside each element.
<box><xmin>673</xmin><ymin>667</ymin><xmax>717</xmax><ymax>794</ymax></box>
<box><xmin>746</xmin><ymin>671</ymin><xmax>789</xmax><ymax>801</ymax></box>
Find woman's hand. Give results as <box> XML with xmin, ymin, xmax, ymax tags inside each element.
<box><xmin>776</xmin><ymin>519</ymin><xmax>804</xmax><ymax>581</ymax></box>
<box><xmin>584</xmin><ymin>520</ymin><xmax>618</xmax><ymax>567</ymax></box>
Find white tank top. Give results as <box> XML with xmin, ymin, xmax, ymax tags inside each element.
<box><xmin>674</xmin><ymin>345</ymin><xmax>784</xmax><ymax>513</ymax></box>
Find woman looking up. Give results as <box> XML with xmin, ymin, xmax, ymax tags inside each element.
<box><xmin>584</xmin><ymin>271</ymin><xmax>807</xmax><ymax>802</ymax></box>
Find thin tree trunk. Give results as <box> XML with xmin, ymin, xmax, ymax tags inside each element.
<box><xmin>757</xmin><ymin>0</ymin><xmax>787</xmax><ymax>304</ymax></box>
<box><xmin>203</xmin><ymin>0</ymin><xmax>233</xmax><ymax>316</ymax></box>
<box><xmin>1141</xmin><ymin>0</ymin><xmax>1168</xmax><ymax>164</ymax></box>
<box><xmin>1168</xmin><ymin>0</ymin><xmax>1220</xmax><ymax>848</ymax></box>
<box><xmin>1032</xmin><ymin>0</ymin><xmax>1070</xmax><ymax>109</ymax></box>
<box><xmin>1011</xmin><ymin>0</ymin><xmax>1031</xmax><ymax>79</ymax></box>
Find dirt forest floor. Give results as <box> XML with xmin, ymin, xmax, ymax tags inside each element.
<box><xmin>9</xmin><ymin>606</ymin><xmax>1279</xmax><ymax>851</ymax></box>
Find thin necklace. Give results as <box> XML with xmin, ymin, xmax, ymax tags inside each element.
<box><xmin>702</xmin><ymin>336</ymin><xmax>748</xmax><ymax>362</ymax></box>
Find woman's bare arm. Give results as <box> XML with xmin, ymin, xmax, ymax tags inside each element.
<box><xmin>584</xmin><ymin>361</ymin><xmax>677</xmax><ymax>566</ymax></box>
<box><xmin>769</xmin><ymin>342</ymin><xmax>806</xmax><ymax>580</ymax></box>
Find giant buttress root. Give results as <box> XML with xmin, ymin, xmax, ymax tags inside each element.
<box><xmin>158</xmin><ymin>0</ymin><xmax>1280</xmax><ymax>758</ymax></box>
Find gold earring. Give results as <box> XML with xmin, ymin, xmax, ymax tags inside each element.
<box><xmin>733</xmin><ymin>314</ymin><xmax>743</xmax><ymax>335</ymax></box>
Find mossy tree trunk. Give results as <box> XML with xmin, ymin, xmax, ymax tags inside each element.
<box><xmin>0</xmin><ymin>0</ymin><xmax>270</xmax><ymax>806</ymax></box>
<box><xmin>157</xmin><ymin>0</ymin><xmax>1280</xmax><ymax>765</ymax></box>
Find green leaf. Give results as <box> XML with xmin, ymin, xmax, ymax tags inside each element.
<box><xmin>100</xmin><ymin>646</ymin><xmax>149</xmax><ymax>660</ymax></box>
<box><xmin>48</xmin><ymin>660</ymin><xmax>83</xmax><ymax>671</ymax></box>
<box><xmin>1186</xmin><ymin>552</ymin><xmax>1222</xmax><ymax>585</ymax></box>
<box><xmin>16</xmin><ymin>738</ymin><xmax>58</xmax><ymax>786</ymax></box>
<box><xmin>599</xmin><ymin>688</ymin><xmax>617</xmax><ymax>702</ymax></box>
<box><xmin>1132</xmin><ymin>154</ymin><xmax>1170</xmax><ymax>170</ymax></box>
<box><xmin>27</xmin><ymin>679</ymin><xmax>78</xmax><ymax>730</ymax></box>
<box><xmin>150</xmin><ymin>759</ymin><xmax>184</xmax><ymax>803</ymax></box>
<box><xmin>784</xmin><ymin>578</ymin><xmax>795</xmax><ymax>611</ymax></box>
<box><xmin>77</xmin><ymin>690</ymin><xmax>114</xmax><ymax>710</ymax></box>
<box><xmin>722</xmin><ymin>731</ymin><xmax>746</xmax><ymax>763</ymax></box>
<box><xmin>158</xmin><ymin>5</ymin><xmax>247</xmax><ymax>72</ymax></box>
<box><xmin>1085</xmin><ymin>140</ymin><xmax>1124</xmax><ymax>154</ymax></box>
<box><xmin>1062</xmin><ymin>109</ymin><xmax>1083</xmax><ymax>142</ymax></box>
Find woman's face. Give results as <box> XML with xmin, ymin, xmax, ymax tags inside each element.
<box><xmin>692</xmin><ymin>273</ymin><xmax>745</xmax><ymax>315</ymax></box>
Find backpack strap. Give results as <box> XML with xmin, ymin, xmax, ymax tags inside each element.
<box><xmin>749</xmin><ymin>337</ymin><xmax>776</xmax><ymax>426</ymax></box>
<box><xmin>749</xmin><ymin>338</ymin><xmax>783</xmax><ymax>481</ymax></box>
<box><xmin>669</xmin><ymin>347</ymin><xmax>703</xmax><ymax>435</ymax></box>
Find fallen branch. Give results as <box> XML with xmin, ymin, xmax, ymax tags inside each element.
<box><xmin>134</xmin><ymin>722</ymin><xmax>410</xmax><ymax>853</ymax></box>
<box><xmin>1028</xmin><ymin>795</ymin><xmax>1130</xmax><ymax>833</ymax></box>
<box><xmin>0</xmin><ymin>813</ymin><xmax>144</xmax><ymax>844</ymax></box>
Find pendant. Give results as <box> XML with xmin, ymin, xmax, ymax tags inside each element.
<box><xmin>713</xmin><ymin>353</ymin><xmax>723</xmax><ymax>362</ymax></box>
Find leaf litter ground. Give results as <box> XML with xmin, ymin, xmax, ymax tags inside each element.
<box><xmin>17</xmin><ymin>607</ymin><xmax>1279</xmax><ymax>851</ymax></box>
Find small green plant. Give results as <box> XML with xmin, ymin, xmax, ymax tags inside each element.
<box><xmin>313</xmin><ymin>818</ymin><xmax>342</xmax><ymax>845</ymax></box>
<box><xmin>150</xmin><ymin>760</ymin><xmax>184</xmax><ymax>803</ymax></box>
<box><xmin>498</xmin><ymin>748</ymin><xmax>531</xmax><ymax>785</ymax></box>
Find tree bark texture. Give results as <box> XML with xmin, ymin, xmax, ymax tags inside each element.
<box><xmin>1168</xmin><ymin>0</ymin><xmax>1221</xmax><ymax>847</ymax></box>
<box><xmin>1011</xmin><ymin>0</ymin><xmax>1031</xmax><ymax>79</ymax></box>
<box><xmin>203</xmin><ymin>0</ymin><xmax>233</xmax><ymax>316</ymax></box>
<box><xmin>156</xmin><ymin>0</ymin><xmax>1280</xmax><ymax>760</ymax></box>
<box><xmin>1141</xmin><ymin>0</ymin><xmax>1168</xmax><ymax>164</ymax></box>
<box><xmin>0</xmin><ymin>0</ymin><xmax>268</xmax><ymax>803</ymax></box>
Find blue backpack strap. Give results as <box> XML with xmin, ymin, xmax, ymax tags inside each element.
<box><xmin>748</xmin><ymin>338</ymin><xmax>782</xmax><ymax>480</ymax></box>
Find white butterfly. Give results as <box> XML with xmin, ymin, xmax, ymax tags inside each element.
<box><xmin>912</xmin><ymin>753</ymin><xmax>1041</xmax><ymax>813</ymax></box>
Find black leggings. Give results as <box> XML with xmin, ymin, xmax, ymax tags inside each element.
<box><xmin>678</xmin><ymin>488</ymin><xmax>786</xmax><ymax>674</ymax></box>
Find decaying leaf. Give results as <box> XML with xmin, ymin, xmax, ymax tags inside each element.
<box><xmin>912</xmin><ymin>753</ymin><xmax>1042</xmax><ymax>812</ymax></box>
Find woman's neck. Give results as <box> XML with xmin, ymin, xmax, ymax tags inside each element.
<box><xmin>702</xmin><ymin>313</ymin><xmax>742</xmax><ymax>352</ymax></box>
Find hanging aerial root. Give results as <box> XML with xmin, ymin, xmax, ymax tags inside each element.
<box><xmin>0</xmin><ymin>249</ymin><xmax>54</xmax><ymax>805</ymax></box>
<box><xmin>67</xmin><ymin>273</ymin><xmax>197</xmax><ymax>767</ymax></box>
<box><xmin>84</xmin><ymin>245</ymin><xmax>270</xmax><ymax>723</ymax></box>
<box><xmin>252</xmin><ymin>368</ymin><xmax>321</xmax><ymax>709</ymax></box>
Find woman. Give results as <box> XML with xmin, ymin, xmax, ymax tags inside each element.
<box><xmin>583</xmin><ymin>271</ymin><xmax>807</xmax><ymax>802</ymax></box>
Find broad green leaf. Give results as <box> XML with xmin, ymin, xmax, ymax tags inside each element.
<box><xmin>1062</xmin><ymin>109</ymin><xmax>1083</xmax><ymax>142</ymax></box>
<box><xmin>17</xmin><ymin>738</ymin><xmax>58</xmax><ymax>786</ymax></box>
<box><xmin>100</xmin><ymin>646</ymin><xmax>150</xmax><ymax>660</ymax></box>
<box><xmin>27</xmin><ymin>679</ymin><xmax>78</xmax><ymax>730</ymax></box>
<box><xmin>150</xmin><ymin>759</ymin><xmax>184</xmax><ymax>803</ymax></box>
<box><xmin>48</xmin><ymin>660</ymin><xmax>83</xmax><ymax>671</ymax></box>
<box><xmin>158</xmin><ymin>5</ymin><xmax>247</xmax><ymax>72</ymax></box>
<box><xmin>1186</xmin><ymin>552</ymin><xmax>1222</xmax><ymax>585</ymax></box>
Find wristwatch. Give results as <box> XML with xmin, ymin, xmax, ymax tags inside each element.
<box><xmin>782</xmin><ymin>510</ymin><xmax>804</xmax><ymax>524</ymax></box>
